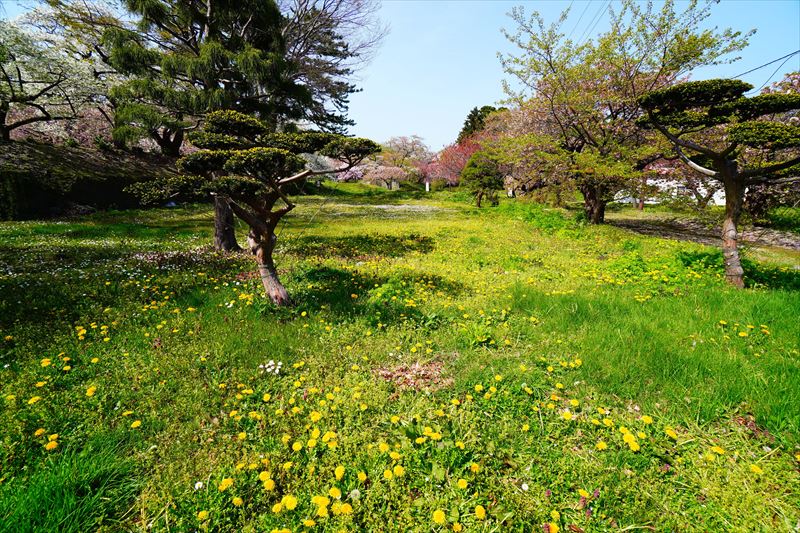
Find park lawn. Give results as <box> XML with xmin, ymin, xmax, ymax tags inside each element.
<box><xmin>1</xmin><ymin>183</ymin><xmax>799</xmax><ymax>532</ymax></box>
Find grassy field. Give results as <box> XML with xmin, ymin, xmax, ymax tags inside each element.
<box><xmin>1</xmin><ymin>183</ymin><xmax>799</xmax><ymax>532</ymax></box>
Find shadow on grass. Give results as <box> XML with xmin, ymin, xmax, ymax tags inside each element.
<box><xmin>257</xmin><ymin>265</ymin><xmax>464</xmax><ymax>327</ymax></box>
<box><xmin>677</xmin><ymin>249</ymin><xmax>800</xmax><ymax>291</ymax></box>
<box><xmin>285</xmin><ymin>233</ymin><xmax>435</xmax><ymax>260</ymax></box>
<box><xmin>311</xmin><ymin>182</ymin><xmax>430</xmax><ymax>205</ymax></box>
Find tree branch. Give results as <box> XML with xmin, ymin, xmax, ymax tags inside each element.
<box><xmin>741</xmin><ymin>156</ymin><xmax>800</xmax><ymax>181</ymax></box>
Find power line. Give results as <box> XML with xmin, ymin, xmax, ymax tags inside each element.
<box><xmin>581</xmin><ymin>1</ymin><xmax>611</xmax><ymax>47</ymax></box>
<box><xmin>750</xmin><ymin>54</ymin><xmax>795</xmax><ymax>93</ymax></box>
<box><xmin>576</xmin><ymin>0</ymin><xmax>609</xmax><ymax>47</ymax></box>
<box><xmin>567</xmin><ymin>1</ymin><xmax>592</xmax><ymax>42</ymax></box>
<box><xmin>729</xmin><ymin>49</ymin><xmax>800</xmax><ymax>79</ymax></box>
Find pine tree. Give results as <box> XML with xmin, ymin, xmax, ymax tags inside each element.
<box><xmin>640</xmin><ymin>79</ymin><xmax>800</xmax><ymax>287</ymax></box>
<box><xmin>176</xmin><ymin>109</ymin><xmax>379</xmax><ymax>304</ymax></box>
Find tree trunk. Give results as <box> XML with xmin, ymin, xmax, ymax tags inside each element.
<box><xmin>636</xmin><ymin>198</ymin><xmax>644</xmax><ymax>210</ymax></box>
<box><xmin>0</xmin><ymin>105</ymin><xmax>10</xmax><ymax>142</ymax></box>
<box><xmin>475</xmin><ymin>190</ymin><xmax>483</xmax><ymax>208</ymax></box>
<box><xmin>581</xmin><ymin>185</ymin><xmax>606</xmax><ymax>224</ymax></box>
<box><xmin>721</xmin><ymin>175</ymin><xmax>745</xmax><ymax>288</ymax></box>
<box><xmin>249</xmin><ymin>229</ymin><xmax>290</xmax><ymax>306</ymax></box>
<box><xmin>214</xmin><ymin>197</ymin><xmax>241</xmax><ymax>252</ymax></box>
<box><xmin>154</xmin><ymin>128</ymin><xmax>184</xmax><ymax>157</ymax></box>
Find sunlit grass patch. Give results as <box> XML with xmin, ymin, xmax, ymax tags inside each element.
<box><xmin>1</xmin><ymin>185</ymin><xmax>798</xmax><ymax>530</ymax></box>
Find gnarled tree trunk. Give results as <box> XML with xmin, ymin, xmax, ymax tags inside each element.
<box><xmin>580</xmin><ymin>184</ymin><xmax>606</xmax><ymax>224</ymax></box>
<box><xmin>248</xmin><ymin>228</ymin><xmax>290</xmax><ymax>306</ymax></box>
<box><xmin>213</xmin><ymin>197</ymin><xmax>241</xmax><ymax>252</ymax></box>
<box><xmin>0</xmin><ymin>104</ymin><xmax>9</xmax><ymax>143</ymax></box>
<box><xmin>721</xmin><ymin>173</ymin><xmax>745</xmax><ymax>288</ymax></box>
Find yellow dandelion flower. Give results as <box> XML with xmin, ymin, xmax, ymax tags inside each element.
<box><xmin>334</xmin><ymin>465</ymin><xmax>345</xmax><ymax>480</ymax></box>
<box><xmin>197</xmin><ymin>510</ymin><xmax>208</xmax><ymax>521</ymax></box>
<box><xmin>28</xmin><ymin>396</ymin><xmax>42</xmax><ymax>405</ymax></box>
<box><xmin>475</xmin><ymin>505</ymin><xmax>486</xmax><ymax>520</ymax></box>
<box><xmin>596</xmin><ymin>441</ymin><xmax>608</xmax><ymax>450</ymax></box>
<box><xmin>383</xmin><ymin>469</ymin><xmax>393</xmax><ymax>480</ymax></box>
<box><xmin>34</xmin><ymin>428</ymin><xmax>46</xmax><ymax>437</ymax></box>
<box><xmin>232</xmin><ymin>497</ymin><xmax>243</xmax><ymax>506</ymax></box>
<box><xmin>329</xmin><ymin>487</ymin><xmax>342</xmax><ymax>499</ymax></box>
<box><xmin>433</xmin><ymin>509</ymin><xmax>446</xmax><ymax>525</ymax></box>
<box><xmin>218</xmin><ymin>478</ymin><xmax>233</xmax><ymax>492</ymax></box>
<box><xmin>641</xmin><ymin>415</ymin><xmax>653</xmax><ymax>424</ymax></box>
<box><xmin>393</xmin><ymin>464</ymin><xmax>405</xmax><ymax>477</ymax></box>
<box><xmin>130</xmin><ymin>420</ymin><xmax>142</xmax><ymax>429</ymax></box>
<box><xmin>357</xmin><ymin>471</ymin><xmax>367</xmax><ymax>482</ymax></box>
<box><xmin>340</xmin><ymin>503</ymin><xmax>353</xmax><ymax>515</ymax></box>
<box><xmin>456</xmin><ymin>478</ymin><xmax>468</xmax><ymax>489</ymax></box>
<box><xmin>710</xmin><ymin>445</ymin><xmax>725</xmax><ymax>455</ymax></box>
<box><xmin>282</xmin><ymin>494</ymin><xmax>298</xmax><ymax>510</ymax></box>
<box><xmin>749</xmin><ymin>464</ymin><xmax>763</xmax><ymax>475</ymax></box>
<box><xmin>44</xmin><ymin>440</ymin><xmax>58</xmax><ymax>451</ymax></box>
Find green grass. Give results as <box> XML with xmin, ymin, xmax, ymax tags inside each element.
<box><xmin>1</xmin><ymin>184</ymin><xmax>799</xmax><ymax>531</ymax></box>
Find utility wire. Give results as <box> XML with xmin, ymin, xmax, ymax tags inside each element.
<box><xmin>567</xmin><ymin>1</ymin><xmax>592</xmax><ymax>42</ymax></box>
<box><xmin>749</xmin><ymin>54</ymin><xmax>796</xmax><ymax>93</ymax></box>
<box><xmin>581</xmin><ymin>1</ymin><xmax>611</xmax><ymax>47</ymax></box>
<box><xmin>577</xmin><ymin>0</ymin><xmax>609</xmax><ymax>47</ymax></box>
<box><xmin>729</xmin><ymin>49</ymin><xmax>800</xmax><ymax>79</ymax></box>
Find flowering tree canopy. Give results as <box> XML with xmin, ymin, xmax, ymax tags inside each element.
<box><xmin>0</xmin><ymin>21</ymin><xmax>100</xmax><ymax>142</ymax></box>
<box><xmin>499</xmin><ymin>0</ymin><xmax>752</xmax><ymax>223</ymax></box>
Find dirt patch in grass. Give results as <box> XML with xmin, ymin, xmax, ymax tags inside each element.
<box><xmin>374</xmin><ymin>360</ymin><xmax>453</xmax><ymax>392</ymax></box>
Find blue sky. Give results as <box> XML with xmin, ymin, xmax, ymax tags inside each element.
<box><xmin>3</xmin><ymin>0</ymin><xmax>799</xmax><ymax>149</ymax></box>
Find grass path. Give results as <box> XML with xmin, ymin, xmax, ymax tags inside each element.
<box><xmin>1</xmin><ymin>185</ymin><xmax>799</xmax><ymax>531</ymax></box>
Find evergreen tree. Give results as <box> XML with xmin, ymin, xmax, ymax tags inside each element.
<box><xmin>457</xmin><ymin>105</ymin><xmax>499</xmax><ymax>143</ymax></box>
<box><xmin>176</xmin><ymin>110</ymin><xmax>379</xmax><ymax>304</ymax></box>
<box><xmin>460</xmin><ymin>150</ymin><xmax>504</xmax><ymax>207</ymax></box>
<box><xmin>640</xmin><ymin>79</ymin><xmax>800</xmax><ymax>287</ymax></box>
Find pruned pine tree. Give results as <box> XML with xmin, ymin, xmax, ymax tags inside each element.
<box><xmin>640</xmin><ymin>79</ymin><xmax>800</xmax><ymax>287</ymax></box>
<box><xmin>460</xmin><ymin>151</ymin><xmax>504</xmax><ymax>207</ymax></box>
<box><xmin>178</xmin><ymin>110</ymin><xmax>380</xmax><ymax>305</ymax></box>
